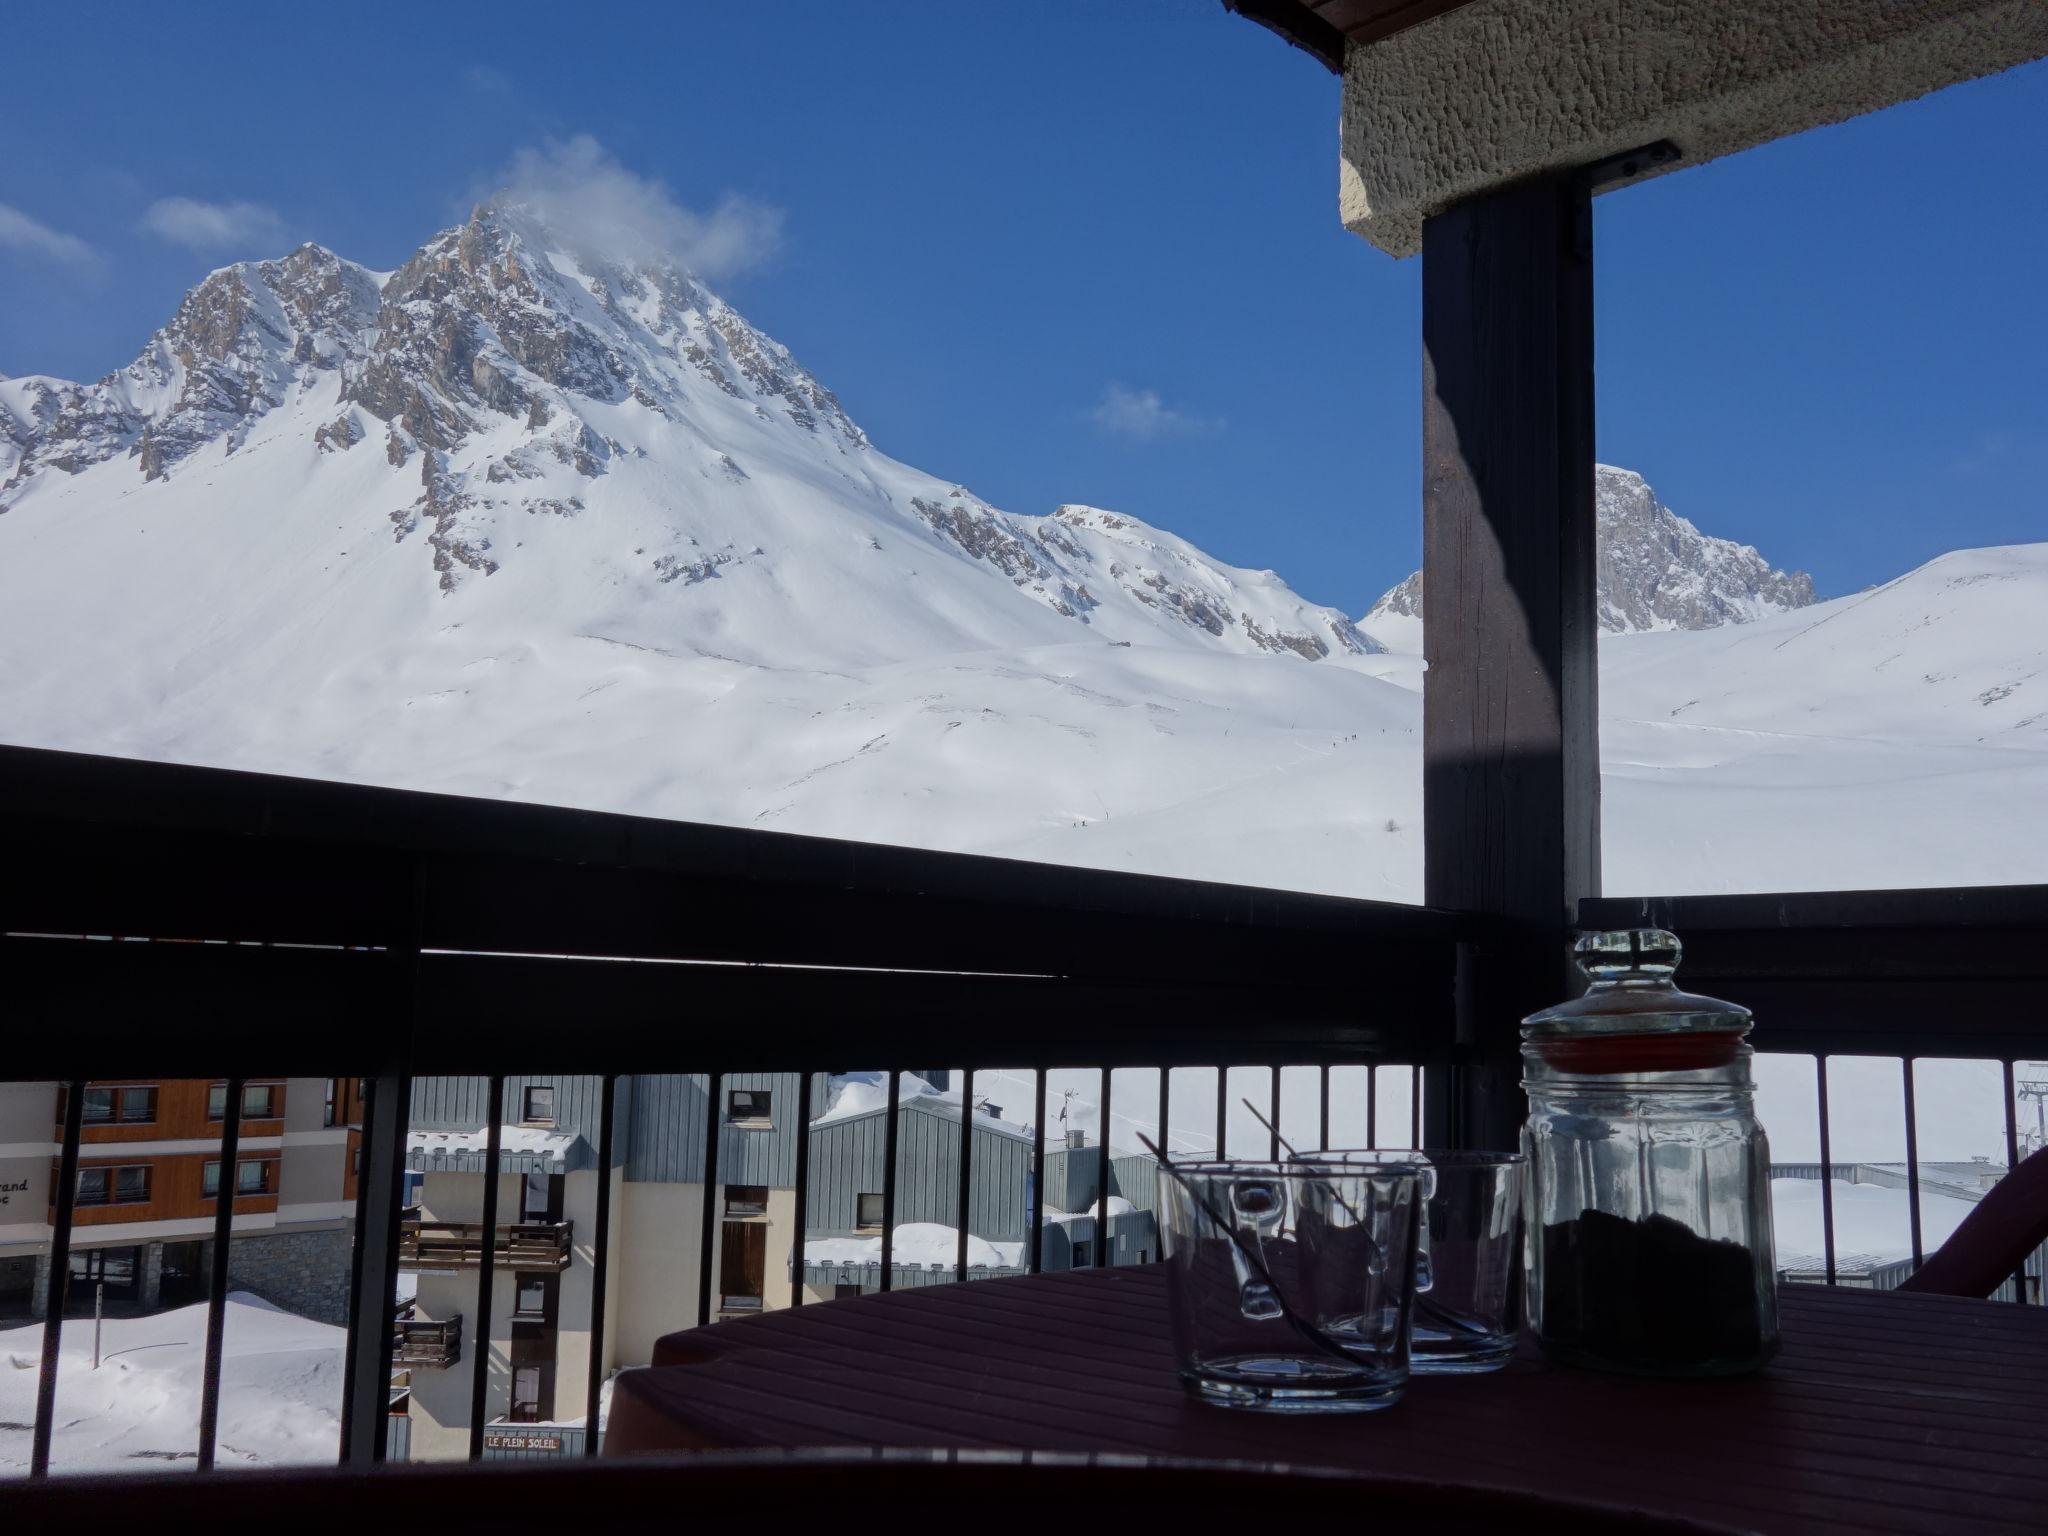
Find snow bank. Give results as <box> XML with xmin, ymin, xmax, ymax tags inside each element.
<box><xmin>0</xmin><ymin>1294</ymin><xmax>342</xmax><ymax>1476</ymax></box>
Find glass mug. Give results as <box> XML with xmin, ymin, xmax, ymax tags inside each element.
<box><xmin>1159</xmin><ymin>1158</ymin><xmax>1425</xmax><ymax>1412</ymax></box>
<box><xmin>1304</xmin><ymin>1150</ymin><xmax>1526</xmax><ymax>1373</ymax></box>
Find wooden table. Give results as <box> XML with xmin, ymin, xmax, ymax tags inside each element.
<box><xmin>606</xmin><ymin>1268</ymin><xmax>2048</xmax><ymax>1535</ymax></box>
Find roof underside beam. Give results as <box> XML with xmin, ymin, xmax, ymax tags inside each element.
<box><xmin>1229</xmin><ymin>0</ymin><xmax>2048</xmax><ymax>258</ymax></box>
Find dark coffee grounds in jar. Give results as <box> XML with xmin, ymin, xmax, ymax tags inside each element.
<box><xmin>1540</xmin><ymin>1209</ymin><xmax>1769</xmax><ymax>1373</ymax></box>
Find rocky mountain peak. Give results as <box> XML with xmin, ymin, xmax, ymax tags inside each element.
<box><xmin>1362</xmin><ymin>464</ymin><xmax>1816</xmax><ymax>643</ymax></box>
<box><xmin>0</xmin><ymin>242</ymin><xmax>383</xmax><ymax>493</ymax></box>
<box><xmin>1590</xmin><ymin>466</ymin><xmax>1816</xmax><ymax>631</ymax></box>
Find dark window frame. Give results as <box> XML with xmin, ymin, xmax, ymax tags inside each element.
<box><xmin>514</xmin><ymin>1276</ymin><xmax>548</xmax><ymax>1319</ymax></box>
<box><xmin>75</xmin><ymin>1164</ymin><xmax>151</xmax><ymax>1207</ymax></box>
<box><xmin>509</xmin><ymin>1366</ymin><xmax>544</xmax><ymax>1424</ymax></box>
<box><xmin>202</xmin><ymin>1158</ymin><xmax>277</xmax><ymax>1198</ymax></box>
<box><xmin>522</xmin><ymin>1085</ymin><xmax>557</xmax><ymax>1126</ymax></box>
<box><xmin>725</xmin><ymin>1087</ymin><xmax>773</xmax><ymax>1127</ymax></box>
<box><xmin>724</xmin><ymin>1184</ymin><xmax>770</xmax><ymax>1218</ymax></box>
<box><xmin>207</xmin><ymin>1081</ymin><xmax>281</xmax><ymax>1122</ymax></box>
<box><xmin>855</xmin><ymin>1192</ymin><xmax>884</xmax><ymax>1232</ymax></box>
<box><xmin>80</xmin><ymin>1085</ymin><xmax>157</xmax><ymax>1125</ymax></box>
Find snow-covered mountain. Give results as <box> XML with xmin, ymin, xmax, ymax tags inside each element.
<box><xmin>0</xmin><ymin>205</ymin><xmax>1371</xmax><ymax>667</ymax></box>
<box><xmin>0</xmin><ymin>202</ymin><xmax>2042</xmax><ymax>903</ymax></box>
<box><xmin>1360</xmin><ymin>464</ymin><xmax>1818</xmax><ymax>648</ymax></box>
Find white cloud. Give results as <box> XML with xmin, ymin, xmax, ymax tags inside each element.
<box><xmin>140</xmin><ymin>197</ymin><xmax>288</xmax><ymax>253</ymax></box>
<box><xmin>0</xmin><ymin>203</ymin><xmax>98</xmax><ymax>267</ymax></box>
<box><xmin>1089</xmin><ymin>383</ymin><xmax>1220</xmax><ymax>441</ymax></box>
<box><xmin>486</xmin><ymin>135</ymin><xmax>784</xmax><ymax>281</ymax></box>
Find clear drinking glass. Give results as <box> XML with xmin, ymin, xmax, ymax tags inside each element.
<box><xmin>1159</xmin><ymin>1159</ymin><xmax>1424</xmax><ymax>1413</ymax></box>
<box><xmin>1307</xmin><ymin>1150</ymin><xmax>1526</xmax><ymax>1373</ymax></box>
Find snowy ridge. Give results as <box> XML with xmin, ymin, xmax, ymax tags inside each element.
<box><xmin>1360</xmin><ymin>464</ymin><xmax>1818</xmax><ymax>647</ymax></box>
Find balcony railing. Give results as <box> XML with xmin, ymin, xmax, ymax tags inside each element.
<box><xmin>392</xmin><ymin>1303</ymin><xmax>464</xmax><ymax>1368</ymax></box>
<box><xmin>399</xmin><ymin>1212</ymin><xmax>572</xmax><ymax>1272</ymax></box>
<box><xmin>6</xmin><ymin>743</ymin><xmax>2045</xmax><ymax>1480</ymax></box>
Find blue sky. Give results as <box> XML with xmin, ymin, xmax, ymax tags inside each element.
<box><xmin>3</xmin><ymin>2</ymin><xmax>2042</xmax><ymax>611</ymax></box>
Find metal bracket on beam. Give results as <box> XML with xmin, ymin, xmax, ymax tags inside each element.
<box><xmin>1569</xmin><ymin>140</ymin><xmax>1679</xmax><ymax>257</ymax></box>
<box><xmin>1578</xmin><ymin>139</ymin><xmax>1682</xmax><ymax>194</ymax></box>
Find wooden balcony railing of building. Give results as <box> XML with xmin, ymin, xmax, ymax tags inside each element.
<box><xmin>392</xmin><ymin>1305</ymin><xmax>464</xmax><ymax>1369</ymax></box>
<box><xmin>399</xmin><ymin>1212</ymin><xmax>572</xmax><ymax>1273</ymax></box>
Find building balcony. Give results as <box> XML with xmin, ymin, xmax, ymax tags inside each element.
<box><xmin>398</xmin><ymin>1210</ymin><xmax>573</xmax><ymax>1272</ymax></box>
<box><xmin>392</xmin><ymin>1302</ymin><xmax>463</xmax><ymax>1368</ymax></box>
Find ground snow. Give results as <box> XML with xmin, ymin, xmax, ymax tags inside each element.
<box><xmin>0</xmin><ymin>1293</ymin><xmax>342</xmax><ymax>1476</ymax></box>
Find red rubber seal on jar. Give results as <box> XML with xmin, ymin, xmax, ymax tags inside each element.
<box><xmin>1533</xmin><ymin>1031</ymin><xmax>1746</xmax><ymax>1074</ymax></box>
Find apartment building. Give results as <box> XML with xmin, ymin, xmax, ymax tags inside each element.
<box><xmin>0</xmin><ymin>1077</ymin><xmax>364</xmax><ymax>1322</ymax></box>
<box><xmin>392</xmin><ymin>1072</ymin><xmax>1158</xmax><ymax>1460</ymax></box>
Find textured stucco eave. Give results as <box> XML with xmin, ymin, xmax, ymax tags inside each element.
<box><xmin>1340</xmin><ymin>0</ymin><xmax>2048</xmax><ymax>258</ymax></box>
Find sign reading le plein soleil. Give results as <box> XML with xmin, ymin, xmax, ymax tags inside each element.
<box><xmin>481</xmin><ymin>1430</ymin><xmax>564</xmax><ymax>1453</ymax></box>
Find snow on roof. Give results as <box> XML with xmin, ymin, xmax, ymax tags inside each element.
<box><xmin>1771</xmin><ymin>1177</ymin><xmax>1976</xmax><ymax>1274</ymax></box>
<box><xmin>1043</xmin><ymin>1195</ymin><xmax>1138</xmax><ymax>1226</ymax></box>
<box><xmin>406</xmin><ymin>1126</ymin><xmax>581</xmax><ymax>1168</ymax></box>
<box><xmin>811</xmin><ymin>1072</ymin><xmax>1033</xmax><ymax>1140</ymax></box>
<box><xmin>805</xmin><ymin>1222</ymin><xmax>1024</xmax><ymax>1271</ymax></box>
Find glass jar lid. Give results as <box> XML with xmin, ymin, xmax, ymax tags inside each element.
<box><xmin>1522</xmin><ymin>929</ymin><xmax>1751</xmax><ymax>1040</ymax></box>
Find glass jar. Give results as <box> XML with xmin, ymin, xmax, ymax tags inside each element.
<box><xmin>1521</xmin><ymin>928</ymin><xmax>1779</xmax><ymax>1376</ymax></box>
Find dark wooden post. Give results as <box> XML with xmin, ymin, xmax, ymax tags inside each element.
<box><xmin>1420</xmin><ymin>171</ymin><xmax>1601</xmax><ymax>1152</ymax></box>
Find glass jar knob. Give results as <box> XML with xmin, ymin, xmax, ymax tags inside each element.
<box><xmin>1575</xmin><ymin>928</ymin><xmax>1682</xmax><ymax>982</ymax></box>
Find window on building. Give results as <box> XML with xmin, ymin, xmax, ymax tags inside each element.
<box><xmin>510</xmin><ymin>1367</ymin><xmax>543</xmax><ymax>1424</ymax></box>
<box><xmin>855</xmin><ymin>1192</ymin><xmax>884</xmax><ymax>1231</ymax></box>
<box><xmin>523</xmin><ymin>1085</ymin><xmax>557</xmax><ymax>1125</ymax></box>
<box><xmin>79</xmin><ymin>1086</ymin><xmax>156</xmax><ymax>1124</ymax></box>
<box><xmin>720</xmin><ymin>1219</ymin><xmax>766</xmax><ymax>1312</ymax></box>
<box><xmin>515</xmin><ymin>1277</ymin><xmax>548</xmax><ymax>1318</ymax></box>
<box><xmin>726</xmin><ymin>1088</ymin><xmax>772</xmax><ymax>1126</ymax></box>
<box><xmin>203</xmin><ymin>1159</ymin><xmax>273</xmax><ymax>1198</ymax></box>
<box><xmin>833</xmin><ymin>1283</ymin><xmax>865</xmax><ymax>1301</ymax></box>
<box><xmin>69</xmin><ymin>1246</ymin><xmax>140</xmax><ymax>1297</ymax></box>
<box><xmin>77</xmin><ymin>1165</ymin><xmax>150</xmax><ymax>1206</ymax></box>
<box><xmin>522</xmin><ymin>1170</ymin><xmax>554</xmax><ymax>1220</ymax></box>
<box><xmin>724</xmin><ymin>1185</ymin><xmax>769</xmax><ymax>1218</ymax></box>
<box><xmin>1071</xmin><ymin>1241</ymin><xmax>1092</xmax><ymax>1268</ymax></box>
<box><xmin>324</xmin><ymin>1078</ymin><xmax>338</xmax><ymax>1127</ymax></box>
<box><xmin>208</xmin><ymin>1082</ymin><xmax>280</xmax><ymax>1121</ymax></box>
